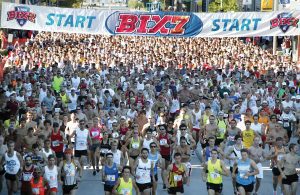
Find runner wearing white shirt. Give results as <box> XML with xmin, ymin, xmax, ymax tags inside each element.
<box><xmin>44</xmin><ymin>154</ymin><xmax>58</xmax><ymax>195</ymax></box>
<box><xmin>71</xmin><ymin>120</ymin><xmax>91</xmax><ymax>168</ymax></box>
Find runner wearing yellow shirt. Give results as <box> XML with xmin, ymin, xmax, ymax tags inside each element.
<box><xmin>113</xmin><ymin>166</ymin><xmax>140</xmax><ymax>195</ymax></box>
<box><xmin>242</xmin><ymin>120</ymin><xmax>258</xmax><ymax>149</ymax></box>
<box><xmin>202</xmin><ymin>149</ymin><xmax>229</xmax><ymax>195</ymax></box>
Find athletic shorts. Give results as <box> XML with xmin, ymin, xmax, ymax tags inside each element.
<box><xmin>130</xmin><ymin>155</ymin><xmax>139</xmax><ymax>161</ymax></box>
<box><xmin>63</xmin><ymin>184</ymin><xmax>77</xmax><ymax>194</ymax></box>
<box><xmin>104</xmin><ymin>184</ymin><xmax>114</xmax><ymax>192</ymax></box>
<box><xmin>282</xmin><ymin>174</ymin><xmax>299</xmax><ymax>185</ymax></box>
<box><xmin>56</xmin><ymin>151</ymin><xmax>64</xmax><ymax>159</ymax></box>
<box><xmin>168</xmin><ymin>186</ymin><xmax>184</xmax><ymax>194</ymax></box>
<box><xmin>5</xmin><ymin>173</ymin><xmax>18</xmax><ymax>181</ymax></box>
<box><xmin>136</xmin><ymin>182</ymin><xmax>152</xmax><ymax>192</ymax></box>
<box><xmin>49</xmin><ymin>187</ymin><xmax>58</xmax><ymax>192</ymax></box>
<box><xmin>256</xmin><ymin>163</ymin><xmax>263</xmax><ymax>179</ymax></box>
<box><xmin>74</xmin><ymin>150</ymin><xmax>88</xmax><ymax>158</ymax></box>
<box><xmin>272</xmin><ymin>167</ymin><xmax>282</xmax><ymax>176</ymax></box>
<box><xmin>161</xmin><ymin>154</ymin><xmax>171</xmax><ymax>162</ymax></box>
<box><xmin>236</xmin><ymin>182</ymin><xmax>254</xmax><ymax>193</ymax></box>
<box><xmin>230</xmin><ymin>167</ymin><xmax>238</xmax><ymax>174</ymax></box>
<box><xmin>192</xmin><ymin>128</ymin><xmax>200</xmax><ymax>132</ymax></box>
<box><xmin>151</xmin><ymin>174</ymin><xmax>158</xmax><ymax>182</ymax></box>
<box><xmin>206</xmin><ymin>182</ymin><xmax>223</xmax><ymax>193</ymax></box>
<box><xmin>89</xmin><ymin>143</ymin><xmax>100</xmax><ymax>152</ymax></box>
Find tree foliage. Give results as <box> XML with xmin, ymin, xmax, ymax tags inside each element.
<box><xmin>208</xmin><ymin>0</ymin><xmax>238</xmax><ymax>12</ymax></box>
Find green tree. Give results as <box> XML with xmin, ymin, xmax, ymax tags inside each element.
<box><xmin>209</xmin><ymin>0</ymin><xmax>238</xmax><ymax>12</ymax></box>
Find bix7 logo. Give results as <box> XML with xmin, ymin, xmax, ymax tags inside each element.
<box><xmin>7</xmin><ymin>6</ymin><xmax>36</xmax><ymax>27</ymax></box>
<box><xmin>105</xmin><ymin>12</ymin><xmax>203</xmax><ymax>37</ymax></box>
<box><xmin>270</xmin><ymin>13</ymin><xmax>299</xmax><ymax>33</ymax></box>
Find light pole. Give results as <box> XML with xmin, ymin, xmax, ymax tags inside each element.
<box><xmin>273</xmin><ymin>0</ymin><xmax>279</xmax><ymax>55</ymax></box>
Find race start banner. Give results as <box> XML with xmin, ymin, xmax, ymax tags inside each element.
<box><xmin>1</xmin><ymin>2</ymin><xmax>300</xmax><ymax>37</ymax></box>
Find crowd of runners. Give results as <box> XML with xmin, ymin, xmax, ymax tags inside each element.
<box><xmin>0</xmin><ymin>33</ymin><xmax>299</xmax><ymax>195</ymax></box>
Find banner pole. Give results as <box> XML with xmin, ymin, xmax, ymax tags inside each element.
<box><xmin>272</xmin><ymin>0</ymin><xmax>278</xmax><ymax>55</ymax></box>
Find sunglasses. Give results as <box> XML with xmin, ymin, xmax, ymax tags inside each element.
<box><xmin>150</xmin><ymin>145</ymin><xmax>156</xmax><ymax>148</ymax></box>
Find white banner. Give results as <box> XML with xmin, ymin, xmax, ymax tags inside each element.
<box><xmin>1</xmin><ymin>2</ymin><xmax>300</xmax><ymax>37</ymax></box>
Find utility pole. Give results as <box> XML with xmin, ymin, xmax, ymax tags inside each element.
<box><xmin>273</xmin><ymin>0</ymin><xmax>279</xmax><ymax>55</ymax></box>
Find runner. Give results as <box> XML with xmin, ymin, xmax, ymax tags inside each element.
<box><xmin>269</xmin><ymin>137</ymin><xmax>288</xmax><ymax>195</ymax></box>
<box><xmin>44</xmin><ymin>154</ymin><xmax>59</xmax><ymax>195</ymax></box>
<box><xmin>0</xmin><ymin>140</ymin><xmax>22</xmax><ymax>195</ymax></box>
<box><xmin>202</xmin><ymin>149</ymin><xmax>229</xmax><ymax>195</ymax></box>
<box><xmin>30</xmin><ymin>166</ymin><xmax>49</xmax><ymax>195</ymax></box>
<box><xmin>202</xmin><ymin>137</ymin><xmax>224</xmax><ymax>163</ymax></box>
<box><xmin>278</xmin><ymin>143</ymin><xmax>300</xmax><ymax>195</ymax></box>
<box><xmin>42</xmin><ymin>139</ymin><xmax>55</xmax><ymax>159</ymax></box>
<box><xmin>50</xmin><ymin>122</ymin><xmax>67</xmax><ymax>164</ymax></box>
<box><xmin>242</xmin><ymin>120</ymin><xmax>258</xmax><ymax>149</ymax></box>
<box><xmin>226</xmin><ymin>135</ymin><xmax>244</xmax><ymax>195</ymax></box>
<box><xmin>232</xmin><ymin>149</ymin><xmax>259</xmax><ymax>195</ymax></box>
<box><xmin>248</xmin><ymin>136</ymin><xmax>268</xmax><ymax>195</ymax></box>
<box><xmin>31</xmin><ymin>143</ymin><xmax>47</xmax><ymax>167</ymax></box>
<box><xmin>102</xmin><ymin>152</ymin><xmax>122</xmax><ymax>195</ymax></box>
<box><xmin>164</xmin><ymin>152</ymin><xmax>189</xmax><ymax>195</ymax></box>
<box><xmin>20</xmin><ymin>155</ymin><xmax>35</xmax><ymax>195</ymax></box>
<box><xmin>113</xmin><ymin>166</ymin><xmax>140</xmax><ymax>195</ymax></box>
<box><xmin>157</xmin><ymin>124</ymin><xmax>173</xmax><ymax>189</ymax></box>
<box><xmin>89</xmin><ymin>117</ymin><xmax>102</xmax><ymax>175</ymax></box>
<box><xmin>108</xmin><ymin>140</ymin><xmax>125</xmax><ymax>167</ymax></box>
<box><xmin>71</xmin><ymin>119</ymin><xmax>91</xmax><ymax>168</ymax></box>
<box><xmin>0</xmin><ymin>135</ymin><xmax>7</xmax><ymax>193</ymax></box>
<box><xmin>58</xmin><ymin>148</ymin><xmax>82</xmax><ymax>195</ymax></box>
<box><xmin>123</xmin><ymin>128</ymin><xmax>143</xmax><ymax>168</ymax></box>
<box><xmin>133</xmin><ymin>148</ymin><xmax>153</xmax><ymax>195</ymax></box>
<box><xmin>148</xmin><ymin>142</ymin><xmax>163</xmax><ymax>195</ymax></box>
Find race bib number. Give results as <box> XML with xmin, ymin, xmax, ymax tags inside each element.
<box><xmin>78</xmin><ymin>141</ymin><xmax>85</xmax><ymax>147</ymax></box>
<box><xmin>55</xmin><ymin>108</ymin><xmax>60</xmax><ymax>113</ymax></box>
<box><xmin>228</xmin><ymin>136</ymin><xmax>235</xmax><ymax>142</ymax></box>
<box><xmin>121</xmin><ymin>188</ymin><xmax>130</xmax><ymax>195</ymax></box>
<box><xmin>106</xmin><ymin>175</ymin><xmax>115</xmax><ymax>181</ymax></box>
<box><xmin>239</xmin><ymin>172</ymin><xmax>248</xmax><ymax>179</ymax></box>
<box><xmin>91</xmin><ymin>131</ymin><xmax>99</xmax><ymax>137</ymax></box>
<box><xmin>52</xmin><ymin>140</ymin><xmax>60</xmax><ymax>147</ymax></box>
<box><xmin>132</xmin><ymin>143</ymin><xmax>139</xmax><ymax>149</ymax></box>
<box><xmin>283</xmin><ymin>122</ymin><xmax>289</xmax><ymax>128</ymax></box>
<box><xmin>277</xmin><ymin>154</ymin><xmax>284</xmax><ymax>161</ymax></box>
<box><xmin>23</xmin><ymin>173</ymin><xmax>32</xmax><ymax>181</ymax></box>
<box><xmin>101</xmin><ymin>149</ymin><xmax>109</xmax><ymax>154</ymax></box>
<box><xmin>32</xmin><ymin>188</ymin><xmax>39</xmax><ymax>194</ymax></box>
<box><xmin>121</xmin><ymin>135</ymin><xmax>125</xmax><ymax>141</ymax></box>
<box><xmin>185</xmin><ymin>162</ymin><xmax>192</xmax><ymax>169</ymax></box>
<box><xmin>160</xmin><ymin>139</ymin><xmax>167</xmax><ymax>145</ymax></box>
<box><xmin>112</xmin><ymin>132</ymin><xmax>119</xmax><ymax>138</ymax></box>
<box><xmin>210</xmin><ymin>172</ymin><xmax>220</xmax><ymax>179</ymax></box>
<box><xmin>219</xmin><ymin>128</ymin><xmax>225</xmax><ymax>134</ymax></box>
<box><xmin>174</xmin><ymin>175</ymin><xmax>182</xmax><ymax>181</ymax></box>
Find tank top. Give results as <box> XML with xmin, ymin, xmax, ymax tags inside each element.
<box><xmin>100</xmin><ymin>139</ymin><xmax>111</xmax><ymax>154</ymax></box>
<box><xmin>75</xmin><ymin>128</ymin><xmax>89</xmax><ymax>150</ymax></box>
<box><xmin>21</xmin><ymin>165</ymin><xmax>34</xmax><ymax>192</ymax></box>
<box><xmin>130</xmin><ymin>138</ymin><xmax>140</xmax><ymax>149</ymax></box>
<box><xmin>89</xmin><ymin>127</ymin><xmax>101</xmax><ymax>141</ymax></box>
<box><xmin>42</xmin><ymin>148</ymin><xmax>53</xmax><ymax>158</ymax></box>
<box><xmin>117</xmin><ymin>178</ymin><xmax>133</xmax><ymax>195</ymax></box>
<box><xmin>5</xmin><ymin>151</ymin><xmax>20</xmax><ymax>174</ymax></box>
<box><xmin>44</xmin><ymin>165</ymin><xmax>58</xmax><ymax>188</ymax></box>
<box><xmin>148</xmin><ymin>152</ymin><xmax>159</xmax><ymax>175</ymax></box>
<box><xmin>217</xmin><ymin>120</ymin><xmax>227</xmax><ymax>139</ymax></box>
<box><xmin>104</xmin><ymin>163</ymin><xmax>119</xmax><ymax>186</ymax></box>
<box><xmin>236</xmin><ymin>159</ymin><xmax>255</xmax><ymax>185</ymax></box>
<box><xmin>273</xmin><ymin>146</ymin><xmax>286</xmax><ymax>166</ymax></box>
<box><xmin>30</xmin><ymin>177</ymin><xmax>45</xmax><ymax>195</ymax></box>
<box><xmin>142</xmin><ymin>138</ymin><xmax>153</xmax><ymax>150</ymax></box>
<box><xmin>159</xmin><ymin>133</ymin><xmax>171</xmax><ymax>156</ymax></box>
<box><xmin>192</xmin><ymin>109</ymin><xmax>202</xmax><ymax>129</ymax></box>
<box><xmin>242</xmin><ymin>129</ymin><xmax>255</xmax><ymax>149</ymax></box>
<box><xmin>50</xmin><ymin>130</ymin><xmax>64</xmax><ymax>153</ymax></box>
<box><xmin>168</xmin><ymin>163</ymin><xmax>185</xmax><ymax>188</ymax></box>
<box><xmin>63</xmin><ymin>160</ymin><xmax>76</xmax><ymax>186</ymax></box>
<box><xmin>135</xmin><ymin>158</ymin><xmax>151</xmax><ymax>184</ymax></box>
<box><xmin>229</xmin><ymin>145</ymin><xmax>243</xmax><ymax>166</ymax></box>
<box><xmin>227</xmin><ymin>130</ymin><xmax>238</xmax><ymax>146</ymax></box>
<box><xmin>207</xmin><ymin>159</ymin><xmax>222</xmax><ymax>184</ymax></box>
